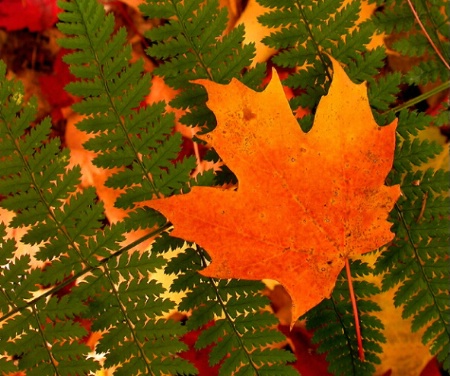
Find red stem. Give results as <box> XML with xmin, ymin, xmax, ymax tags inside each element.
<box><xmin>345</xmin><ymin>258</ymin><xmax>365</xmax><ymax>361</ymax></box>
<box><xmin>406</xmin><ymin>0</ymin><xmax>450</xmax><ymax>71</ymax></box>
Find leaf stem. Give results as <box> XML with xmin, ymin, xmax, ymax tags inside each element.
<box><xmin>345</xmin><ymin>259</ymin><xmax>365</xmax><ymax>361</ymax></box>
<box><xmin>295</xmin><ymin>0</ymin><xmax>332</xmax><ymax>82</ymax></box>
<box><xmin>386</xmin><ymin>80</ymin><xmax>450</xmax><ymax>114</ymax></box>
<box><xmin>406</xmin><ymin>0</ymin><xmax>450</xmax><ymax>71</ymax></box>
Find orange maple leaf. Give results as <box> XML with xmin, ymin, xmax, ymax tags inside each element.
<box><xmin>147</xmin><ymin>57</ymin><xmax>401</xmax><ymax>322</ymax></box>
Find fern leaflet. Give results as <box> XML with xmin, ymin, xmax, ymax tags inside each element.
<box><xmin>374</xmin><ymin>0</ymin><xmax>450</xmax><ymax>86</ymax></box>
<box><xmin>58</xmin><ymin>0</ymin><xmax>196</xmax><ymax>213</ymax></box>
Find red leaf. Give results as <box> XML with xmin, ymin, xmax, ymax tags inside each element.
<box><xmin>179</xmin><ymin>322</ymin><xmax>221</xmax><ymax>375</ymax></box>
<box><xmin>0</xmin><ymin>0</ymin><xmax>59</xmax><ymax>32</ymax></box>
<box><xmin>279</xmin><ymin>325</ymin><xmax>332</xmax><ymax>376</ymax></box>
<box><xmin>39</xmin><ymin>49</ymin><xmax>76</xmax><ymax>122</ymax></box>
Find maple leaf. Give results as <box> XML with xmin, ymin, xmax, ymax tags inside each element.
<box><xmin>147</xmin><ymin>57</ymin><xmax>401</xmax><ymax>322</ymax></box>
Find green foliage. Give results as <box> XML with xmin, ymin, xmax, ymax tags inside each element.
<box><xmin>0</xmin><ymin>56</ymin><xmax>100</xmax><ymax>375</ymax></box>
<box><xmin>374</xmin><ymin>109</ymin><xmax>450</xmax><ymax>369</ymax></box>
<box><xmin>1</xmin><ymin>0</ymin><xmax>449</xmax><ymax>375</ymax></box>
<box><xmin>156</xmin><ymin>234</ymin><xmax>297</xmax><ymax>374</ymax></box>
<box><xmin>58</xmin><ymin>0</ymin><xmax>196</xmax><ymax>207</ymax></box>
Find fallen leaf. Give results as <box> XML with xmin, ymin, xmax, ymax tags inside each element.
<box><xmin>178</xmin><ymin>322</ymin><xmax>222</xmax><ymax>375</ymax></box>
<box><xmin>0</xmin><ymin>0</ymin><xmax>59</xmax><ymax>32</ymax></box>
<box><xmin>220</xmin><ymin>0</ymin><xmax>245</xmax><ymax>32</ymax></box>
<box><xmin>116</xmin><ymin>0</ymin><xmax>145</xmax><ymax>10</ymax></box>
<box><xmin>278</xmin><ymin>324</ymin><xmax>333</xmax><ymax>376</ymax></box>
<box><xmin>39</xmin><ymin>49</ymin><xmax>76</xmax><ymax>123</ymax></box>
<box><xmin>147</xmin><ymin>57</ymin><xmax>400</xmax><ymax>322</ymax></box>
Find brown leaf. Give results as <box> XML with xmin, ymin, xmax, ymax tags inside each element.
<box><xmin>147</xmin><ymin>57</ymin><xmax>400</xmax><ymax>323</ymax></box>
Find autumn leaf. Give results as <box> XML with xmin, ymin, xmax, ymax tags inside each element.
<box><xmin>0</xmin><ymin>0</ymin><xmax>59</xmax><ymax>32</ymax></box>
<box><xmin>147</xmin><ymin>57</ymin><xmax>401</xmax><ymax>322</ymax></box>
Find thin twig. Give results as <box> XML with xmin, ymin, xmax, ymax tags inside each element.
<box><xmin>416</xmin><ymin>191</ymin><xmax>429</xmax><ymax>223</ymax></box>
<box><xmin>406</xmin><ymin>0</ymin><xmax>450</xmax><ymax>71</ymax></box>
<box><xmin>345</xmin><ymin>259</ymin><xmax>365</xmax><ymax>361</ymax></box>
<box><xmin>386</xmin><ymin>80</ymin><xmax>450</xmax><ymax>114</ymax></box>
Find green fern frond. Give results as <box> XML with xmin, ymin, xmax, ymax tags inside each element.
<box><xmin>375</xmin><ymin>108</ymin><xmax>450</xmax><ymax>370</ymax></box>
<box><xmin>69</xmin><ymin>251</ymin><xmax>195</xmax><ymax>375</ymax></box>
<box><xmin>304</xmin><ymin>260</ymin><xmax>385</xmax><ymax>376</ymax></box>
<box><xmin>155</xmin><ymin>235</ymin><xmax>297</xmax><ymax>374</ymax></box>
<box><xmin>0</xmin><ymin>62</ymin><xmax>101</xmax><ymax>372</ymax></box>
<box><xmin>394</xmin><ymin>138</ymin><xmax>443</xmax><ymax>173</ymax></box>
<box><xmin>405</xmin><ymin>61</ymin><xmax>449</xmax><ymax>86</ymax></box>
<box><xmin>0</xmin><ymin>59</ymin><xmax>98</xmax><ymax>278</ymax></box>
<box><xmin>367</xmin><ymin>72</ymin><xmax>402</xmax><ymax>112</ymax></box>
<box><xmin>0</xmin><ymin>1</ymin><xmax>197</xmax><ymax>373</ymax></box>
<box><xmin>392</xmin><ymin>33</ymin><xmax>429</xmax><ymax>57</ymax></box>
<box><xmin>58</xmin><ymin>0</ymin><xmax>195</xmax><ymax>213</ymax></box>
<box><xmin>373</xmin><ymin>1</ymin><xmax>415</xmax><ymax>34</ymax></box>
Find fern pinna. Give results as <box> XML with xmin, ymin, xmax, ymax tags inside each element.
<box><xmin>1</xmin><ymin>0</ymin><xmax>449</xmax><ymax>375</ymax></box>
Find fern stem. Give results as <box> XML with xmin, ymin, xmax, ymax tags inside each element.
<box><xmin>345</xmin><ymin>259</ymin><xmax>365</xmax><ymax>361</ymax></box>
<box><xmin>406</xmin><ymin>0</ymin><xmax>450</xmax><ymax>71</ymax></box>
<box><xmin>393</xmin><ymin>202</ymin><xmax>450</xmax><ymax>340</ymax></box>
<box><xmin>102</xmin><ymin>265</ymin><xmax>153</xmax><ymax>374</ymax></box>
<box><xmin>32</xmin><ymin>305</ymin><xmax>61</xmax><ymax>376</ymax></box>
<box><xmin>170</xmin><ymin>0</ymin><xmax>215</xmax><ymax>82</ymax></box>
<box><xmin>0</xmin><ymin>222</ymin><xmax>171</xmax><ymax>325</ymax></box>
<box><xmin>387</xmin><ymin>80</ymin><xmax>450</xmax><ymax>114</ymax></box>
<box><xmin>295</xmin><ymin>0</ymin><xmax>332</xmax><ymax>82</ymax></box>
<box><xmin>72</xmin><ymin>0</ymin><xmax>161</xmax><ymax>198</ymax></box>
<box><xmin>330</xmin><ymin>296</ymin><xmax>358</xmax><ymax>374</ymax></box>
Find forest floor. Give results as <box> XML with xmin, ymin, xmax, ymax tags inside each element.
<box><xmin>0</xmin><ymin>1</ymin><xmax>448</xmax><ymax>376</ymax></box>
